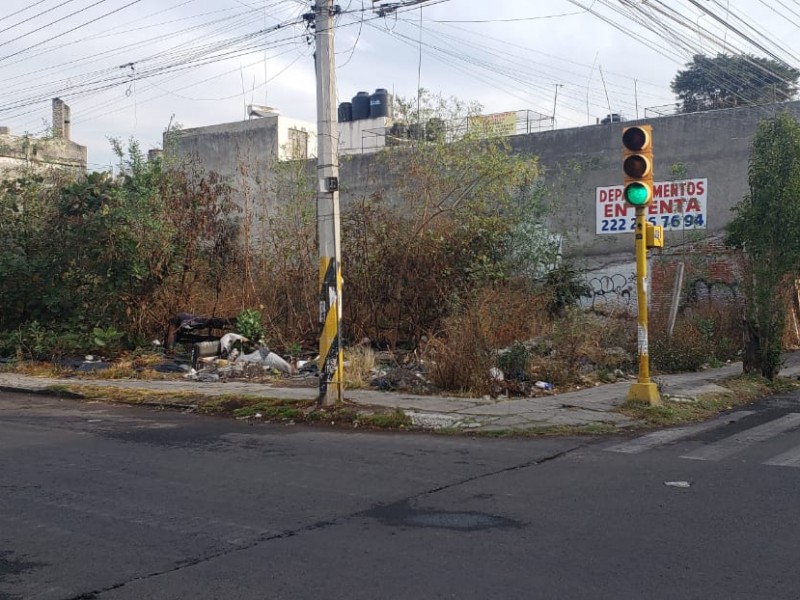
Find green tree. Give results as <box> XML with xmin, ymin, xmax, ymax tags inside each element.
<box><xmin>671</xmin><ymin>54</ymin><xmax>799</xmax><ymax>113</ymax></box>
<box><xmin>726</xmin><ymin>112</ymin><xmax>800</xmax><ymax>378</ymax></box>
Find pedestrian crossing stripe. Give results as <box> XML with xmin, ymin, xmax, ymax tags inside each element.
<box><xmin>605</xmin><ymin>411</ymin><xmax>755</xmax><ymax>454</ymax></box>
<box><xmin>605</xmin><ymin>411</ymin><xmax>800</xmax><ymax>467</ymax></box>
<box><xmin>681</xmin><ymin>413</ymin><xmax>800</xmax><ymax>462</ymax></box>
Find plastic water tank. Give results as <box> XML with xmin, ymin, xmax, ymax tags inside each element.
<box><xmin>351</xmin><ymin>91</ymin><xmax>371</xmax><ymax>120</ymax></box>
<box><xmin>369</xmin><ymin>88</ymin><xmax>393</xmax><ymax>119</ymax></box>
<box><xmin>338</xmin><ymin>102</ymin><xmax>352</xmax><ymax>122</ymax></box>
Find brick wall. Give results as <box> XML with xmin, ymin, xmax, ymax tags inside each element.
<box><xmin>650</xmin><ymin>236</ymin><xmax>745</xmax><ymax>318</ymax></box>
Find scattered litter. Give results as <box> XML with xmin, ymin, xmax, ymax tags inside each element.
<box><xmin>219</xmin><ymin>333</ymin><xmax>248</xmax><ymax>357</ymax></box>
<box><xmin>489</xmin><ymin>367</ymin><xmax>504</xmax><ymax>382</ymax></box>
<box><xmin>664</xmin><ymin>395</ymin><xmax>698</xmax><ymax>404</ymax></box>
<box><xmin>664</xmin><ymin>481</ymin><xmax>692</xmax><ymax>488</ymax></box>
<box><xmin>534</xmin><ymin>381</ymin><xmax>553</xmax><ymax>391</ymax></box>
<box><xmin>254</xmin><ymin>412</ymin><xmax>263</xmax><ymax>419</ymax></box>
<box><xmin>237</xmin><ymin>347</ymin><xmax>292</xmax><ymax>374</ymax></box>
<box><xmin>196</xmin><ymin>372</ymin><xmax>219</xmax><ymax>383</ymax></box>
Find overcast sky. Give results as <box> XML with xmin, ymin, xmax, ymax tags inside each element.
<box><xmin>0</xmin><ymin>0</ymin><xmax>795</xmax><ymax>169</ymax></box>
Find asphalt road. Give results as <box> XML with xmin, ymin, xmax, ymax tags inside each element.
<box><xmin>2</xmin><ymin>390</ymin><xmax>800</xmax><ymax>600</ymax></box>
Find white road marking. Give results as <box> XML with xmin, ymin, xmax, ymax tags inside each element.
<box><xmin>681</xmin><ymin>413</ymin><xmax>800</xmax><ymax>462</ymax></box>
<box><xmin>605</xmin><ymin>411</ymin><xmax>755</xmax><ymax>454</ymax></box>
<box><xmin>763</xmin><ymin>443</ymin><xmax>800</xmax><ymax>468</ymax></box>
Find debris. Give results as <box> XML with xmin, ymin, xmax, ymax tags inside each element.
<box><xmin>534</xmin><ymin>381</ymin><xmax>553</xmax><ymax>391</ymax></box>
<box><xmin>191</xmin><ymin>340</ymin><xmax>221</xmax><ymax>370</ymax></box>
<box><xmin>196</xmin><ymin>372</ymin><xmax>220</xmax><ymax>383</ymax></box>
<box><xmin>165</xmin><ymin>313</ymin><xmax>236</xmax><ymax>349</ymax></box>
<box><xmin>664</xmin><ymin>481</ymin><xmax>692</xmax><ymax>488</ymax></box>
<box><xmin>489</xmin><ymin>367</ymin><xmax>504</xmax><ymax>382</ymax></box>
<box><xmin>219</xmin><ymin>333</ymin><xmax>248</xmax><ymax>357</ymax></box>
<box><xmin>237</xmin><ymin>347</ymin><xmax>292</xmax><ymax>374</ymax></box>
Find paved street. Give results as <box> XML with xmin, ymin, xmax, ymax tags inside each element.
<box><xmin>3</xmin><ymin>389</ymin><xmax>800</xmax><ymax>599</ymax></box>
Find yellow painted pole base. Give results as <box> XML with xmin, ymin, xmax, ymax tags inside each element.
<box><xmin>626</xmin><ymin>382</ymin><xmax>662</xmax><ymax>406</ymax></box>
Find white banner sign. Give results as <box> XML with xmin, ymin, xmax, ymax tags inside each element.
<box><xmin>596</xmin><ymin>178</ymin><xmax>708</xmax><ymax>235</ymax></box>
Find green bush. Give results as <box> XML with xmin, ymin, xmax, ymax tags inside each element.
<box><xmin>236</xmin><ymin>308</ymin><xmax>265</xmax><ymax>344</ymax></box>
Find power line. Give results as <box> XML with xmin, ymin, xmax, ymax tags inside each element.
<box><xmin>0</xmin><ymin>0</ymin><xmax>144</xmax><ymax>64</ymax></box>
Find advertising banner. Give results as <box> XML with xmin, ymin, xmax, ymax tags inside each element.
<box><xmin>596</xmin><ymin>178</ymin><xmax>708</xmax><ymax>235</ymax></box>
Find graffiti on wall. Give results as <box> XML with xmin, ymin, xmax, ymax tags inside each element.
<box><xmin>684</xmin><ymin>277</ymin><xmax>740</xmax><ymax>306</ymax></box>
<box><xmin>580</xmin><ymin>272</ymin><xmax>637</xmax><ymax>311</ymax></box>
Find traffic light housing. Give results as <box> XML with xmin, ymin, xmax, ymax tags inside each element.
<box><xmin>622</xmin><ymin>125</ymin><xmax>653</xmax><ymax>207</ymax></box>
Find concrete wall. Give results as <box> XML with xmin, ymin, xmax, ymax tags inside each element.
<box><xmin>0</xmin><ymin>132</ymin><xmax>87</xmax><ymax>178</ymax></box>
<box><xmin>170</xmin><ymin>100</ymin><xmax>800</xmax><ymax>270</ymax></box>
<box><xmin>338</xmin><ymin>116</ymin><xmax>391</xmax><ymax>155</ymax></box>
<box><xmin>505</xmin><ymin>101</ymin><xmax>800</xmax><ymax>263</ymax></box>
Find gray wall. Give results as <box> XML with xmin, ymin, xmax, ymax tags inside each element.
<box><xmin>167</xmin><ymin>117</ymin><xmax>280</xmax><ymax>197</ymax></box>
<box><xmin>337</xmin><ymin>101</ymin><xmax>800</xmax><ymax>265</ymax></box>
<box><xmin>170</xmin><ymin>101</ymin><xmax>800</xmax><ymax>265</ymax></box>
<box><xmin>505</xmin><ymin>101</ymin><xmax>800</xmax><ymax>260</ymax></box>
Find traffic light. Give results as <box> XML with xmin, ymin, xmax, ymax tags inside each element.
<box><xmin>622</xmin><ymin>125</ymin><xmax>653</xmax><ymax>207</ymax></box>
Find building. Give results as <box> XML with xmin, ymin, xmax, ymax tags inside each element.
<box><xmin>165</xmin><ymin>107</ymin><xmax>317</xmax><ymax>209</ymax></box>
<box><xmin>0</xmin><ymin>98</ymin><xmax>87</xmax><ymax>178</ymax></box>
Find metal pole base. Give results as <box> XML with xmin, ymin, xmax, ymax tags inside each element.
<box><xmin>626</xmin><ymin>382</ymin><xmax>662</xmax><ymax>405</ymax></box>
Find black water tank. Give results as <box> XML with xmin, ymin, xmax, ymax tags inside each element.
<box><xmin>351</xmin><ymin>91</ymin><xmax>371</xmax><ymax>120</ymax></box>
<box><xmin>338</xmin><ymin>102</ymin><xmax>352</xmax><ymax>122</ymax></box>
<box><xmin>369</xmin><ymin>88</ymin><xmax>393</xmax><ymax>119</ymax></box>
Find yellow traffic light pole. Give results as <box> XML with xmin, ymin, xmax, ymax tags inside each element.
<box><xmin>621</xmin><ymin>124</ymin><xmax>661</xmax><ymax>406</ymax></box>
<box><xmin>627</xmin><ymin>207</ymin><xmax>661</xmax><ymax>405</ymax></box>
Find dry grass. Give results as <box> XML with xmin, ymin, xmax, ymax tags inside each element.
<box><xmin>619</xmin><ymin>374</ymin><xmax>800</xmax><ymax>427</ymax></box>
<box><xmin>343</xmin><ymin>345</ymin><xmax>376</xmax><ymax>389</ymax></box>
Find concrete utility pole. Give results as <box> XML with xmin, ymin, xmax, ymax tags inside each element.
<box><xmin>313</xmin><ymin>0</ymin><xmax>343</xmax><ymax>405</ymax></box>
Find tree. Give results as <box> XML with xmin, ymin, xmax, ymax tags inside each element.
<box><xmin>726</xmin><ymin>112</ymin><xmax>800</xmax><ymax>378</ymax></box>
<box><xmin>671</xmin><ymin>54</ymin><xmax>799</xmax><ymax>114</ymax></box>
<box><xmin>342</xmin><ymin>91</ymin><xmax>550</xmax><ymax>347</ymax></box>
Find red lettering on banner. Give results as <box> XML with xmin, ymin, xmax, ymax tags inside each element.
<box><xmin>599</xmin><ymin>189</ymin><xmax>608</xmax><ymax>202</ymax></box>
<box><xmin>686</xmin><ymin>198</ymin><xmax>701</xmax><ymax>212</ymax></box>
<box><xmin>670</xmin><ymin>183</ymin><xmax>678</xmax><ymax>197</ymax></box>
<box><xmin>604</xmin><ymin>204</ymin><xmax>613</xmax><ymax>218</ymax></box>
<box><xmin>654</xmin><ymin>184</ymin><xmax>663</xmax><ymax>199</ymax></box>
<box><xmin>696</xmin><ymin>180</ymin><xmax>705</xmax><ymax>195</ymax></box>
<box><xmin>687</xmin><ymin>181</ymin><xmax>696</xmax><ymax>195</ymax></box>
<box><xmin>659</xmin><ymin>199</ymin><xmax>672</xmax><ymax>213</ymax></box>
<box><xmin>615</xmin><ymin>203</ymin><xmax>627</xmax><ymax>217</ymax></box>
<box><xmin>648</xmin><ymin>203</ymin><xmax>658</xmax><ymax>215</ymax></box>
<box><xmin>674</xmin><ymin>198</ymin><xmax>686</xmax><ymax>213</ymax></box>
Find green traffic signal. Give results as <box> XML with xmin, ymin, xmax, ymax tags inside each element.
<box><xmin>624</xmin><ymin>182</ymin><xmax>650</xmax><ymax>206</ymax></box>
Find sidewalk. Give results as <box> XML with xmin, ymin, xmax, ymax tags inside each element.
<box><xmin>2</xmin><ymin>352</ymin><xmax>800</xmax><ymax>432</ymax></box>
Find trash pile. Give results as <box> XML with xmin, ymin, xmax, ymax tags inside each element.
<box><xmin>185</xmin><ymin>333</ymin><xmax>296</xmax><ymax>382</ymax></box>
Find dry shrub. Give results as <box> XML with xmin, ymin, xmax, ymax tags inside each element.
<box><xmin>344</xmin><ymin>345</ymin><xmax>376</xmax><ymax>389</ymax></box>
<box><xmin>426</xmin><ymin>303</ymin><xmax>495</xmax><ymax>395</ymax></box>
<box><xmin>650</xmin><ymin>302</ymin><xmax>742</xmax><ymax>373</ymax></box>
<box><xmin>470</xmin><ymin>282</ymin><xmax>549</xmax><ymax>348</ymax></box>
<box><xmin>530</xmin><ymin>309</ymin><xmax>636</xmax><ymax>386</ymax></box>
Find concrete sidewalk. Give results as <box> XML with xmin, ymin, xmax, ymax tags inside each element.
<box><xmin>2</xmin><ymin>352</ymin><xmax>800</xmax><ymax>432</ymax></box>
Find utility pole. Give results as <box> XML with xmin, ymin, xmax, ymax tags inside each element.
<box><xmin>313</xmin><ymin>0</ymin><xmax>343</xmax><ymax>406</ymax></box>
<box><xmin>552</xmin><ymin>83</ymin><xmax>563</xmax><ymax>130</ymax></box>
